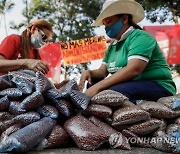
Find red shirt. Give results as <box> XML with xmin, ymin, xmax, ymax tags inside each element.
<box><xmin>0</xmin><ymin>34</ymin><xmax>36</xmax><ymax>59</ymax></box>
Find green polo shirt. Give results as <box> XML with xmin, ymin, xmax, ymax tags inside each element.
<box><xmin>103</xmin><ymin>29</ymin><xmax>176</xmax><ymax>95</ymax></box>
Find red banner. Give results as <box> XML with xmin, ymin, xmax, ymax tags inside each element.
<box><xmin>143</xmin><ymin>25</ymin><xmax>180</xmax><ymax>64</ymax></box>
<box><xmin>61</xmin><ymin>36</ymin><xmax>107</xmax><ymax>66</ymax></box>
<box><xmin>39</xmin><ymin>43</ymin><xmax>61</xmax><ymax>83</ymax></box>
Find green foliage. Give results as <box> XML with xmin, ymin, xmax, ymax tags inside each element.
<box><xmin>137</xmin><ymin>0</ymin><xmax>180</xmax><ymax>23</ymax></box>
<box><xmin>25</xmin><ymin>0</ymin><xmax>104</xmax><ymax>42</ymax></box>
<box><xmin>20</xmin><ymin>0</ymin><xmax>105</xmax><ymax>78</ymax></box>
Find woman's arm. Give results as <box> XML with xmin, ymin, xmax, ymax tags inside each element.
<box><xmin>79</xmin><ymin>63</ymin><xmax>108</xmax><ymax>91</ymax></box>
<box><xmin>89</xmin><ymin>63</ymin><xmax>108</xmax><ymax>79</ymax></box>
<box><xmin>85</xmin><ymin>59</ymin><xmax>147</xmax><ymax>97</ymax></box>
<box><xmin>0</xmin><ymin>54</ymin><xmax>49</xmax><ymax>74</ymax></box>
<box><xmin>0</xmin><ymin>55</ymin><xmax>27</xmax><ymax>72</ymax></box>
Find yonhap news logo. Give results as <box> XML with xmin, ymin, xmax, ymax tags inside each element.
<box><xmin>126</xmin><ymin>136</ymin><xmax>179</xmax><ymax>145</ymax></box>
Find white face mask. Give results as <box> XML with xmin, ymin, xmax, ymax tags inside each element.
<box><xmin>31</xmin><ymin>30</ymin><xmax>46</xmax><ymax>49</ymax></box>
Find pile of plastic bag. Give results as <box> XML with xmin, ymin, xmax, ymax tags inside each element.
<box><xmin>0</xmin><ymin>70</ymin><xmax>179</xmax><ymax>153</ymax></box>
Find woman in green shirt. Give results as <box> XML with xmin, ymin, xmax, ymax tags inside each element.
<box><xmin>79</xmin><ymin>0</ymin><xmax>176</xmax><ymax>104</ymax></box>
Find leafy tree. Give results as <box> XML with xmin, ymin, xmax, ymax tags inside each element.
<box><xmin>0</xmin><ymin>0</ymin><xmax>14</xmax><ymax>35</ymax></box>
<box><xmin>24</xmin><ymin>0</ymin><xmax>104</xmax><ymax>41</ymax></box>
<box><xmin>137</xmin><ymin>0</ymin><xmax>180</xmax><ymax>23</ymax></box>
<box><xmin>15</xmin><ymin>0</ymin><xmax>105</xmax><ymax>79</ymax></box>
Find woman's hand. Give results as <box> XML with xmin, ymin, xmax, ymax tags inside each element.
<box><xmin>24</xmin><ymin>59</ymin><xmax>49</xmax><ymax>74</ymax></box>
<box><xmin>79</xmin><ymin>70</ymin><xmax>92</xmax><ymax>91</ymax></box>
<box><xmin>84</xmin><ymin>84</ymin><xmax>101</xmax><ymax>98</ymax></box>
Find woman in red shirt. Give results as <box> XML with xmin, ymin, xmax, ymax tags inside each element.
<box><xmin>0</xmin><ymin>19</ymin><xmax>53</xmax><ymax>75</ymax></box>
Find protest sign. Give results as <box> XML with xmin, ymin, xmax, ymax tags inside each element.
<box><xmin>61</xmin><ymin>36</ymin><xmax>107</xmax><ymax>65</ymax></box>
<box><xmin>144</xmin><ymin>25</ymin><xmax>180</xmax><ymax>64</ymax></box>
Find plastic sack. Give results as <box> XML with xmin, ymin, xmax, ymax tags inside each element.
<box><xmin>0</xmin><ymin>112</ymin><xmax>11</xmax><ymax>121</ymax></box>
<box><xmin>166</xmin><ymin>124</ymin><xmax>180</xmax><ymax>135</ymax></box>
<box><xmin>0</xmin><ymin>96</ymin><xmax>9</xmax><ymax>111</ymax></box>
<box><xmin>11</xmin><ymin>76</ymin><xmax>34</xmax><ymax>95</ymax></box>
<box><xmin>53</xmin><ymin>99</ymin><xmax>73</xmax><ymax>117</ymax></box>
<box><xmin>0</xmin><ymin>88</ymin><xmax>23</xmax><ymax>99</ymax></box>
<box><xmin>8</xmin><ymin>101</ymin><xmax>26</xmax><ymax>115</ymax></box>
<box><xmin>157</xmin><ymin>95</ymin><xmax>179</xmax><ymax>110</ymax></box>
<box><xmin>128</xmin><ymin>118</ymin><xmax>162</xmax><ymax>136</ymax></box>
<box><xmin>36</xmin><ymin>125</ymin><xmax>69</xmax><ymax>149</ymax></box>
<box><xmin>91</xmin><ymin>90</ymin><xmax>128</xmax><ymax>107</ymax></box>
<box><xmin>122</xmin><ymin>129</ymin><xmax>151</xmax><ymax>148</ymax></box>
<box><xmin>152</xmin><ymin>119</ymin><xmax>167</xmax><ymax>137</ymax></box>
<box><xmin>37</xmin><ymin>105</ymin><xmax>59</xmax><ymax>119</ymax></box>
<box><xmin>35</xmin><ymin>71</ymin><xmax>55</xmax><ymax>93</ymax></box>
<box><xmin>44</xmin><ymin>88</ymin><xmax>63</xmax><ymax>100</ymax></box>
<box><xmin>89</xmin><ymin>116</ymin><xmax>117</xmax><ymax>139</ymax></box>
<box><xmin>20</xmin><ymin>91</ymin><xmax>44</xmax><ymax>110</ymax></box>
<box><xmin>64</xmin><ymin>78</ymin><xmax>80</xmax><ymax>91</ymax></box>
<box><xmin>0</xmin><ymin>117</ymin><xmax>56</xmax><ymax>152</ymax></box>
<box><xmin>0</xmin><ymin>124</ymin><xmax>22</xmax><ymax>143</ymax></box>
<box><xmin>8</xmin><ymin>71</ymin><xmax>36</xmax><ymax>83</ymax></box>
<box><xmin>151</xmin><ymin>135</ymin><xmax>172</xmax><ymax>153</ymax></box>
<box><xmin>64</xmin><ymin>115</ymin><xmax>107</xmax><ymax>151</ymax></box>
<box><xmin>172</xmin><ymin>99</ymin><xmax>180</xmax><ymax>110</ymax></box>
<box><xmin>0</xmin><ymin>74</ymin><xmax>12</xmax><ymax>90</ymax></box>
<box><xmin>12</xmin><ymin>112</ymin><xmax>41</xmax><ymax>126</ymax></box>
<box><xmin>112</xmin><ymin>107</ymin><xmax>150</xmax><ymax>126</ymax></box>
<box><xmin>0</xmin><ymin>119</ymin><xmax>14</xmax><ymax>134</ymax></box>
<box><xmin>19</xmin><ymin>69</ymin><xmax>36</xmax><ymax>77</ymax></box>
<box><xmin>109</xmin><ymin>132</ymin><xmax>131</xmax><ymax>150</ymax></box>
<box><xmin>138</xmin><ymin>101</ymin><xmax>180</xmax><ymax>119</ymax></box>
<box><xmin>69</xmin><ymin>90</ymin><xmax>90</xmax><ymax>110</ymax></box>
<box><xmin>163</xmin><ymin>135</ymin><xmax>180</xmax><ymax>153</ymax></box>
<box><xmin>174</xmin><ymin>117</ymin><xmax>180</xmax><ymax>125</ymax></box>
<box><xmin>85</xmin><ymin>104</ymin><xmax>112</xmax><ymax>118</ymax></box>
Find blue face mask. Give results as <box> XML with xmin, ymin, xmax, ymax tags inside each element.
<box><xmin>105</xmin><ymin>20</ymin><xmax>123</xmax><ymax>38</ymax></box>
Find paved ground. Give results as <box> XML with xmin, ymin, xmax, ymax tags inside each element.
<box><xmin>29</xmin><ymin>147</ymin><xmax>168</xmax><ymax>154</ymax></box>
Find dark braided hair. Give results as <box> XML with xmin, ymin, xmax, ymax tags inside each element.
<box><xmin>117</xmin><ymin>14</ymin><xmax>143</xmax><ymax>30</ymax></box>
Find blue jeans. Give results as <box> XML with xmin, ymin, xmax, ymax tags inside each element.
<box><xmin>109</xmin><ymin>80</ymin><xmax>173</xmax><ymax>104</ymax></box>
<box><xmin>88</xmin><ymin>80</ymin><xmax>173</xmax><ymax>104</ymax></box>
